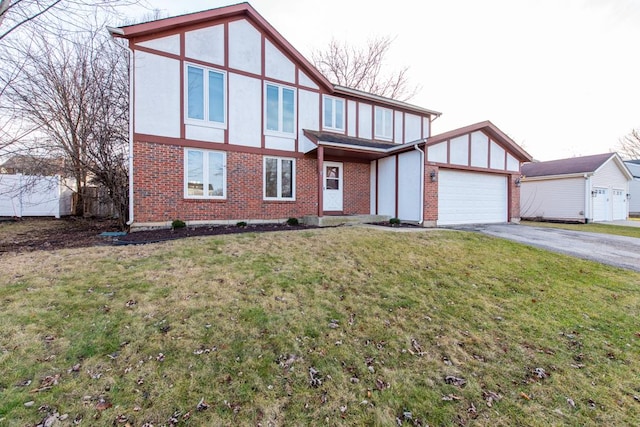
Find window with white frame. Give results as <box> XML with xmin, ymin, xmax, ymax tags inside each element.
<box><xmin>186</xmin><ymin>64</ymin><xmax>226</xmax><ymax>126</ymax></box>
<box><xmin>264</xmin><ymin>157</ymin><xmax>295</xmax><ymax>200</ymax></box>
<box><xmin>265</xmin><ymin>83</ymin><xmax>295</xmax><ymax>135</ymax></box>
<box><xmin>374</xmin><ymin>106</ymin><xmax>393</xmax><ymax>140</ymax></box>
<box><xmin>323</xmin><ymin>95</ymin><xmax>344</xmax><ymax>131</ymax></box>
<box><xmin>184</xmin><ymin>148</ymin><xmax>226</xmax><ymax>199</ymax></box>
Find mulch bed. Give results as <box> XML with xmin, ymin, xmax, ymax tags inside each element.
<box><xmin>366</xmin><ymin>221</ymin><xmax>422</xmax><ymax>229</ymax></box>
<box><xmin>115</xmin><ymin>223</ymin><xmax>319</xmax><ymax>245</ymax></box>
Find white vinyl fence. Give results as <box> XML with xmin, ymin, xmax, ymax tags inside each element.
<box><xmin>0</xmin><ymin>174</ymin><xmax>74</xmax><ymax>218</ymax></box>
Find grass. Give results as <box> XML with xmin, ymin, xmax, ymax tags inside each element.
<box><xmin>1</xmin><ymin>226</ymin><xmax>640</xmax><ymax>426</ymax></box>
<box><xmin>521</xmin><ymin>220</ymin><xmax>640</xmax><ymax>239</ymax></box>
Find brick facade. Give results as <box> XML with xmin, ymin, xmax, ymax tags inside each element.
<box><xmin>133</xmin><ymin>140</ymin><xmax>370</xmax><ymax>224</ymax></box>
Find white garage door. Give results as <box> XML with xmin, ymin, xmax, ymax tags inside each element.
<box><xmin>612</xmin><ymin>189</ymin><xmax>626</xmax><ymax>220</ymax></box>
<box><xmin>592</xmin><ymin>187</ymin><xmax>608</xmax><ymax>222</ymax></box>
<box><xmin>438</xmin><ymin>170</ymin><xmax>507</xmax><ymax>225</ymax></box>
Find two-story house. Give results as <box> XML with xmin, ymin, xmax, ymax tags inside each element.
<box><xmin>109</xmin><ymin>2</ymin><xmax>532</xmax><ymax>230</ymax></box>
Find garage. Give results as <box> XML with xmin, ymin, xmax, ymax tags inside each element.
<box><xmin>438</xmin><ymin>170</ymin><xmax>508</xmax><ymax>225</ymax></box>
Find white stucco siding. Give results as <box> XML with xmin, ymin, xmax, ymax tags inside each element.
<box><xmin>506</xmin><ymin>153</ymin><xmax>520</xmax><ymax>172</ymax></box>
<box><xmin>377</xmin><ymin>156</ymin><xmax>396</xmax><ymax>216</ymax></box>
<box><xmin>470</xmin><ymin>132</ymin><xmax>489</xmax><ymax>168</ymax></box>
<box><xmin>185</xmin><ymin>25</ymin><xmax>224</xmax><ymax>65</ymax></box>
<box><xmin>520</xmin><ymin>178</ymin><xmax>585</xmax><ymax>221</ymax></box>
<box><xmin>449</xmin><ymin>135</ymin><xmax>469</xmax><ymax>166</ymax></box>
<box><xmin>298</xmin><ymin>89</ymin><xmax>319</xmax><ymax>153</ymax></box>
<box><xmin>358</xmin><ymin>103</ymin><xmax>372</xmax><ymax>139</ymax></box>
<box><xmin>394</xmin><ymin>111</ymin><xmax>403</xmax><ymax>143</ymax></box>
<box><xmin>185</xmin><ymin>125</ymin><xmax>224</xmax><ymax>143</ymax></box>
<box><xmin>397</xmin><ymin>150</ymin><xmax>421</xmax><ymax>221</ymax></box>
<box><xmin>264</xmin><ymin>39</ymin><xmax>295</xmax><ymax>83</ymax></box>
<box><xmin>347</xmin><ymin>101</ymin><xmax>357</xmax><ymax>137</ymax></box>
<box><xmin>490</xmin><ymin>141</ymin><xmax>505</xmax><ymax>170</ymax></box>
<box><xmin>228</xmin><ymin>19</ymin><xmax>261</xmax><ymax>75</ymax></box>
<box><xmin>423</xmin><ymin>117</ymin><xmax>430</xmax><ymax>137</ymax></box>
<box><xmin>427</xmin><ymin>142</ymin><xmax>447</xmax><ymax>163</ymax></box>
<box><xmin>134</xmin><ymin>51</ymin><xmax>180</xmax><ymax>138</ymax></box>
<box><xmin>298</xmin><ymin>70</ymin><xmax>318</xmax><ymax>89</ymax></box>
<box><xmin>228</xmin><ymin>73</ymin><xmax>261</xmax><ymax>147</ymax></box>
<box><xmin>404</xmin><ymin>114</ymin><xmax>421</xmax><ymax>143</ymax></box>
<box><xmin>136</xmin><ymin>34</ymin><xmax>180</xmax><ymax>56</ymax></box>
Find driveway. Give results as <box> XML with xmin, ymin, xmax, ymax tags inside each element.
<box><xmin>452</xmin><ymin>223</ymin><xmax>640</xmax><ymax>272</ymax></box>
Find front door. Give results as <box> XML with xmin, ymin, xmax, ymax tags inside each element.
<box><xmin>323</xmin><ymin>161</ymin><xmax>343</xmax><ymax>212</ymax></box>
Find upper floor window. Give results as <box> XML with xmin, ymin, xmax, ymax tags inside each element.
<box><xmin>323</xmin><ymin>96</ymin><xmax>344</xmax><ymax>131</ymax></box>
<box><xmin>265</xmin><ymin>83</ymin><xmax>295</xmax><ymax>135</ymax></box>
<box><xmin>374</xmin><ymin>106</ymin><xmax>393</xmax><ymax>140</ymax></box>
<box><xmin>184</xmin><ymin>148</ymin><xmax>226</xmax><ymax>199</ymax></box>
<box><xmin>186</xmin><ymin>64</ymin><xmax>226</xmax><ymax>127</ymax></box>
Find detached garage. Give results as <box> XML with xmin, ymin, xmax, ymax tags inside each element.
<box><xmin>521</xmin><ymin>153</ymin><xmax>632</xmax><ymax>223</ymax></box>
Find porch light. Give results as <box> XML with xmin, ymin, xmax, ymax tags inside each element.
<box><xmin>430</xmin><ymin>170</ymin><xmax>437</xmax><ymax>182</ymax></box>
<box><xmin>591</xmin><ymin>190</ymin><xmax>596</xmax><ymax>197</ymax></box>
<box><xmin>627</xmin><ymin>193</ymin><xmax>631</xmax><ymax>199</ymax></box>
<box><xmin>515</xmin><ymin>177</ymin><xmax>521</xmax><ymax>187</ymax></box>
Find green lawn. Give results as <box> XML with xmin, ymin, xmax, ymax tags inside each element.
<box><xmin>1</xmin><ymin>227</ymin><xmax>639</xmax><ymax>426</ymax></box>
<box><xmin>522</xmin><ymin>220</ymin><xmax>640</xmax><ymax>239</ymax></box>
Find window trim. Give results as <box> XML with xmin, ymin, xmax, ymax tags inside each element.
<box><xmin>263</xmin><ymin>156</ymin><xmax>296</xmax><ymax>201</ymax></box>
<box><xmin>264</xmin><ymin>82</ymin><xmax>296</xmax><ymax>137</ymax></box>
<box><xmin>184</xmin><ymin>148</ymin><xmax>227</xmax><ymax>200</ymax></box>
<box><xmin>184</xmin><ymin>63</ymin><xmax>227</xmax><ymax>129</ymax></box>
<box><xmin>374</xmin><ymin>106</ymin><xmax>393</xmax><ymax>140</ymax></box>
<box><xmin>322</xmin><ymin>95</ymin><xmax>345</xmax><ymax>131</ymax></box>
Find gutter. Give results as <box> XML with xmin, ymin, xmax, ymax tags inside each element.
<box><xmin>125</xmin><ymin>43</ymin><xmax>134</xmax><ymax>226</ymax></box>
<box><xmin>414</xmin><ymin>144</ymin><xmax>425</xmax><ymax>225</ymax></box>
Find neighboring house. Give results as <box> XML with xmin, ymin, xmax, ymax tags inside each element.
<box><xmin>109</xmin><ymin>2</ymin><xmax>532</xmax><ymax>229</ymax></box>
<box><xmin>0</xmin><ymin>155</ymin><xmax>70</xmax><ymax>176</ymax></box>
<box><xmin>521</xmin><ymin>153</ymin><xmax>632</xmax><ymax>223</ymax></box>
<box><xmin>625</xmin><ymin>160</ymin><xmax>640</xmax><ymax>216</ymax></box>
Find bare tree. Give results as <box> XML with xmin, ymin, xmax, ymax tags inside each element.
<box><xmin>4</xmin><ymin>28</ymin><xmax>130</xmax><ymax>228</ymax></box>
<box><xmin>0</xmin><ymin>0</ymin><xmax>140</xmax><ymax>40</ymax></box>
<box><xmin>312</xmin><ymin>36</ymin><xmax>420</xmax><ymax>101</ymax></box>
<box><xmin>618</xmin><ymin>129</ymin><xmax>640</xmax><ymax>160</ymax></box>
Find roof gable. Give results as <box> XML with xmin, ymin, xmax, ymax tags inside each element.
<box><xmin>109</xmin><ymin>2</ymin><xmax>333</xmax><ymax>91</ymax></box>
<box><xmin>426</xmin><ymin>120</ymin><xmax>532</xmax><ymax>162</ymax></box>
<box><xmin>523</xmin><ymin>153</ymin><xmax>633</xmax><ymax>179</ymax></box>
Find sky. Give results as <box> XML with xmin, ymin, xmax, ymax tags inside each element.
<box><xmin>126</xmin><ymin>0</ymin><xmax>640</xmax><ymax>161</ymax></box>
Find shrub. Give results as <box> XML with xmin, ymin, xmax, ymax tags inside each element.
<box><xmin>236</xmin><ymin>221</ymin><xmax>248</xmax><ymax>227</ymax></box>
<box><xmin>389</xmin><ymin>218</ymin><xmax>401</xmax><ymax>226</ymax></box>
<box><xmin>286</xmin><ymin>217</ymin><xmax>299</xmax><ymax>226</ymax></box>
<box><xmin>171</xmin><ymin>219</ymin><xmax>186</xmax><ymax>229</ymax></box>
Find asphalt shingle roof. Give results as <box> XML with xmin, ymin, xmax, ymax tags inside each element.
<box><xmin>521</xmin><ymin>153</ymin><xmax>614</xmax><ymax>177</ymax></box>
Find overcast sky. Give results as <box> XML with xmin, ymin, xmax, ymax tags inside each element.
<box><xmin>127</xmin><ymin>0</ymin><xmax>640</xmax><ymax>161</ymax></box>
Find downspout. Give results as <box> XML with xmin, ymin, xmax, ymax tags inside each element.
<box><xmin>126</xmin><ymin>43</ymin><xmax>134</xmax><ymax>226</ymax></box>
<box><xmin>414</xmin><ymin>144</ymin><xmax>425</xmax><ymax>225</ymax></box>
<box><xmin>584</xmin><ymin>174</ymin><xmax>591</xmax><ymax>223</ymax></box>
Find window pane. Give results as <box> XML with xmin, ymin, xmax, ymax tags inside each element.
<box><xmin>323</xmin><ymin>98</ymin><xmax>333</xmax><ymax>128</ymax></box>
<box><xmin>266</xmin><ymin>85</ymin><xmax>279</xmax><ymax>131</ymax></box>
<box><xmin>281</xmin><ymin>159</ymin><xmax>293</xmax><ymax>198</ymax></box>
<box><xmin>208</xmin><ymin>71</ymin><xmax>224</xmax><ymax>123</ymax></box>
<box><xmin>335</xmin><ymin>99</ymin><xmax>344</xmax><ymax>129</ymax></box>
<box><xmin>282</xmin><ymin>88</ymin><xmax>294</xmax><ymax>133</ymax></box>
<box><xmin>208</xmin><ymin>152</ymin><xmax>224</xmax><ymax>197</ymax></box>
<box><xmin>375</xmin><ymin>108</ymin><xmax>384</xmax><ymax>136</ymax></box>
<box><xmin>265</xmin><ymin>158</ymin><xmax>278</xmax><ymax>198</ymax></box>
<box><xmin>187</xmin><ymin>66</ymin><xmax>204</xmax><ymax>120</ymax></box>
<box><xmin>187</xmin><ymin>150</ymin><xmax>204</xmax><ymax>196</ymax></box>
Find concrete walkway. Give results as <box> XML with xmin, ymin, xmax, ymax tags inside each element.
<box><xmin>452</xmin><ymin>223</ymin><xmax>640</xmax><ymax>272</ymax></box>
<box><xmin>601</xmin><ymin>220</ymin><xmax>640</xmax><ymax>228</ymax></box>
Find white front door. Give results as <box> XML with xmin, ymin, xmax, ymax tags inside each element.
<box><xmin>612</xmin><ymin>189</ymin><xmax>626</xmax><ymax>220</ymax></box>
<box><xmin>323</xmin><ymin>161</ymin><xmax>343</xmax><ymax>212</ymax></box>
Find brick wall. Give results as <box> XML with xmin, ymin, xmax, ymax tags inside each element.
<box><xmin>423</xmin><ymin>164</ymin><xmax>439</xmax><ymax>224</ymax></box>
<box><xmin>510</xmin><ymin>173</ymin><xmax>521</xmax><ymax>220</ymax></box>
<box><xmin>133</xmin><ymin>140</ymin><xmax>370</xmax><ymax>223</ymax></box>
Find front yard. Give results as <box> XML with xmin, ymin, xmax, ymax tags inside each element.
<box><xmin>1</xmin><ymin>224</ymin><xmax>639</xmax><ymax>426</ymax></box>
